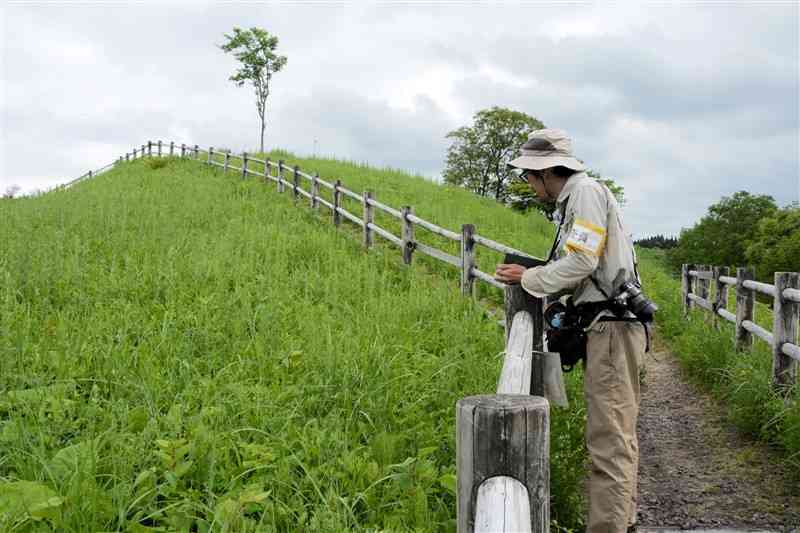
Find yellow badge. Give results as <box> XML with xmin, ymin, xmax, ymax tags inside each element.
<box><xmin>565</xmin><ymin>218</ymin><xmax>606</xmax><ymax>257</ymax></box>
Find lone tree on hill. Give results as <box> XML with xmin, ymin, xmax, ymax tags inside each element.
<box><xmin>220</xmin><ymin>27</ymin><xmax>287</xmax><ymax>153</ymax></box>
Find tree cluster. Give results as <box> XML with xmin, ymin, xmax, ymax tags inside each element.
<box><xmin>634</xmin><ymin>235</ymin><xmax>678</xmax><ymax>249</ymax></box>
<box><xmin>442</xmin><ymin>107</ymin><xmax>625</xmax><ymax>219</ymax></box>
<box><xmin>666</xmin><ymin>191</ymin><xmax>798</xmax><ymax>282</ymax></box>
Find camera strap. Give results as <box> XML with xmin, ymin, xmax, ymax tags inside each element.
<box><xmin>546</xmin><ymin>197</ymin><xmax>570</xmax><ymax>262</ymax></box>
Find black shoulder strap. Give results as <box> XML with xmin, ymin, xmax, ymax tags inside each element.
<box><xmin>546</xmin><ymin>197</ymin><xmax>570</xmax><ymax>262</ymax></box>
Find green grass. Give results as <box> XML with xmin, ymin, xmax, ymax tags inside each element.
<box><xmin>637</xmin><ymin>249</ymin><xmax>800</xmax><ymax>478</ymax></box>
<box><xmin>0</xmin><ymin>156</ymin><xmax>587</xmax><ymax>532</ymax></box>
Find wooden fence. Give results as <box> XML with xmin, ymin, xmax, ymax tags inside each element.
<box><xmin>682</xmin><ymin>264</ymin><xmax>800</xmax><ymax>394</ymax></box>
<box><xmin>63</xmin><ymin>140</ymin><xmax>553</xmax><ymax>532</ymax></box>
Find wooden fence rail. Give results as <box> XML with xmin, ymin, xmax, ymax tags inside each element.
<box><xmin>59</xmin><ymin>141</ymin><xmax>553</xmax><ymax>532</ymax></box>
<box><xmin>683</xmin><ymin>263</ymin><xmax>799</xmax><ymax>394</ymax></box>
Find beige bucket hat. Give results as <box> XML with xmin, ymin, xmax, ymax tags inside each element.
<box><xmin>507</xmin><ymin>128</ymin><xmax>585</xmax><ymax>172</ymax></box>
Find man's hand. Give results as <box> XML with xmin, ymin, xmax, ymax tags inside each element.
<box><xmin>494</xmin><ymin>263</ymin><xmax>527</xmax><ymax>284</ymax></box>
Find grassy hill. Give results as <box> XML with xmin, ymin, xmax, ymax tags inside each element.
<box><xmin>0</xmin><ymin>155</ymin><xmax>585</xmax><ymax>532</ymax></box>
<box><xmin>2</xmin><ymin>150</ymin><xmax>796</xmax><ymax>531</ymax></box>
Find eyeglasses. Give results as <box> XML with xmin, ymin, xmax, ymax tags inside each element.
<box><xmin>517</xmin><ymin>169</ymin><xmax>541</xmax><ymax>183</ymax></box>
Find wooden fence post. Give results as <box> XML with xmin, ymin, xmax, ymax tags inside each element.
<box><xmin>224</xmin><ymin>151</ymin><xmax>230</xmax><ymax>173</ymax></box>
<box><xmin>125</xmin><ymin>153</ymin><xmax>130</xmax><ymax>162</ymax></box>
<box><xmin>293</xmin><ymin>165</ymin><xmax>300</xmax><ymax>201</ymax></box>
<box><xmin>504</xmin><ymin>284</ymin><xmax>545</xmax><ymax>395</ymax></box>
<box><xmin>333</xmin><ymin>179</ymin><xmax>342</xmax><ymax>227</ymax></box>
<box><xmin>264</xmin><ymin>159</ymin><xmax>271</xmax><ymax>183</ymax></box>
<box><xmin>457</xmin><ymin>395</ymin><xmax>549</xmax><ymax>533</ymax></box>
<box><xmin>142</xmin><ymin>144</ymin><xmax>147</xmax><ymax>157</ymax></box>
<box><xmin>194</xmin><ymin>145</ymin><xmax>199</xmax><ymax>159</ymax></box>
<box><xmin>278</xmin><ymin>160</ymin><xmax>285</xmax><ymax>193</ymax></box>
<box><xmin>713</xmin><ymin>266</ymin><xmax>729</xmax><ymax>329</ymax></box>
<box><xmin>682</xmin><ymin>263</ymin><xmax>694</xmax><ymax>315</ymax></box>
<box><xmin>312</xmin><ymin>172</ymin><xmax>320</xmax><ymax>211</ymax></box>
<box><xmin>735</xmin><ymin>267</ymin><xmax>755</xmax><ymax>351</ymax></box>
<box><xmin>697</xmin><ymin>264</ymin><xmax>710</xmax><ymax>300</ymax></box>
<box><xmin>363</xmin><ymin>191</ymin><xmax>374</xmax><ymax>248</ymax></box>
<box><xmin>461</xmin><ymin>224</ymin><xmax>476</xmax><ymax>297</ymax></box>
<box><xmin>208</xmin><ymin>147</ymin><xmax>214</xmax><ymax>166</ymax></box>
<box><xmin>170</xmin><ymin>141</ymin><xmax>174</xmax><ymax>156</ymax></box>
<box><xmin>700</xmin><ymin>264</ymin><xmax>710</xmax><ymax>322</ymax></box>
<box><xmin>181</xmin><ymin>144</ymin><xmax>186</xmax><ymax>158</ymax></box>
<box><xmin>772</xmin><ymin>272</ymin><xmax>799</xmax><ymax>393</ymax></box>
<box><xmin>88</xmin><ymin>170</ymin><xmax>93</xmax><ymax>179</ymax></box>
<box><xmin>148</xmin><ymin>141</ymin><xmax>152</xmax><ymax>156</ymax></box>
<box><xmin>242</xmin><ymin>152</ymin><xmax>248</xmax><ymax>179</ymax></box>
<box><xmin>401</xmin><ymin>206</ymin><xmax>415</xmax><ymax>265</ymax></box>
<box><xmin>157</xmin><ymin>140</ymin><xmax>162</xmax><ymax>156</ymax></box>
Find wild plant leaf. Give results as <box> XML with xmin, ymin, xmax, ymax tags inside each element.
<box><xmin>0</xmin><ymin>480</ymin><xmax>63</xmax><ymax>522</ymax></box>
<box><xmin>438</xmin><ymin>473</ymin><xmax>457</xmax><ymax>495</ymax></box>
<box><xmin>49</xmin><ymin>440</ymin><xmax>96</xmax><ymax>481</ymax></box>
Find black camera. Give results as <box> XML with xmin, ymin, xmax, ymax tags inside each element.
<box><xmin>614</xmin><ymin>281</ymin><xmax>657</xmax><ymax>323</ymax></box>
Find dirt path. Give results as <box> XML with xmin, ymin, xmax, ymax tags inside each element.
<box><xmin>636</xmin><ymin>334</ymin><xmax>800</xmax><ymax>530</ymax></box>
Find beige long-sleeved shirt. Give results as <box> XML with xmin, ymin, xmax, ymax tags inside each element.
<box><xmin>521</xmin><ymin>172</ymin><xmax>639</xmax><ymax>305</ymax></box>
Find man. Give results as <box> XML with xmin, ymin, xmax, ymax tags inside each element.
<box><xmin>495</xmin><ymin>129</ymin><xmax>647</xmax><ymax>533</ymax></box>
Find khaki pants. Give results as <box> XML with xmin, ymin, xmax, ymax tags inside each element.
<box><xmin>584</xmin><ymin>321</ymin><xmax>647</xmax><ymax>533</ymax></box>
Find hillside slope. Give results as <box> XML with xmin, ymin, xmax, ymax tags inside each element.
<box><xmin>0</xmin><ymin>156</ymin><xmax>586</xmax><ymax>532</ymax></box>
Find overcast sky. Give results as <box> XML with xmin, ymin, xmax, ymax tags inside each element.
<box><xmin>2</xmin><ymin>2</ymin><xmax>798</xmax><ymax>238</ymax></box>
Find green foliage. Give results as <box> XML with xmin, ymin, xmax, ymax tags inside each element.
<box><xmin>0</xmin><ymin>156</ymin><xmax>587</xmax><ymax>531</ymax></box>
<box><xmin>145</xmin><ymin>156</ymin><xmax>171</xmax><ymax>170</ymax></box>
<box><xmin>508</xmin><ymin>169</ymin><xmax>626</xmax><ymax>217</ymax></box>
<box><xmin>443</xmin><ymin>107</ymin><xmax>543</xmax><ymax>203</ymax></box>
<box><xmin>219</xmin><ymin>27</ymin><xmax>287</xmax><ymax>152</ymax></box>
<box><xmin>667</xmin><ymin>191</ymin><xmax>777</xmax><ymax>274</ymax></box>
<box><xmin>634</xmin><ymin>234</ymin><xmax>678</xmax><ymax>250</ymax></box>
<box><xmin>745</xmin><ymin>203</ymin><xmax>800</xmax><ymax>281</ymax></box>
<box><xmin>637</xmin><ymin>249</ymin><xmax>800</xmax><ymax>478</ymax></box>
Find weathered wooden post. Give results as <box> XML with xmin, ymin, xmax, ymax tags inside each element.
<box><xmin>148</xmin><ymin>141</ymin><xmax>152</xmax><ymax>156</ymax></box>
<box><xmin>697</xmin><ymin>265</ymin><xmax>709</xmax><ymax>301</ymax></box>
<box><xmin>735</xmin><ymin>267</ymin><xmax>755</xmax><ymax>351</ymax></box>
<box><xmin>682</xmin><ymin>263</ymin><xmax>695</xmax><ymax>316</ymax></box>
<box><xmin>208</xmin><ymin>147</ymin><xmax>214</xmax><ymax>166</ymax></box>
<box><xmin>504</xmin><ymin>284</ymin><xmax>545</xmax><ymax>395</ymax></box>
<box><xmin>170</xmin><ymin>141</ymin><xmax>174</xmax><ymax>156</ymax></box>
<box><xmin>193</xmin><ymin>145</ymin><xmax>199</xmax><ymax>159</ymax></box>
<box><xmin>401</xmin><ymin>206</ymin><xmax>415</xmax><ymax>265</ymax></box>
<box><xmin>362</xmin><ymin>191</ymin><xmax>374</xmax><ymax>249</ymax></box>
<box><xmin>142</xmin><ymin>144</ymin><xmax>147</xmax><ymax>157</ymax></box>
<box><xmin>772</xmin><ymin>272</ymin><xmax>799</xmax><ymax>394</ymax></box>
<box><xmin>333</xmin><ymin>179</ymin><xmax>342</xmax><ymax>227</ymax></box>
<box><xmin>224</xmin><ymin>151</ymin><xmax>230</xmax><ymax>173</ymax></box>
<box><xmin>264</xmin><ymin>159</ymin><xmax>271</xmax><ymax>183</ymax></box>
<box><xmin>181</xmin><ymin>144</ymin><xmax>186</xmax><ymax>158</ymax></box>
<box><xmin>292</xmin><ymin>165</ymin><xmax>300</xmax><ymax>201</ymax></box>
<box><xmin>701</xmin><ymin>265</ymin><xmax>713</xmax><ymax>324</ymax></box>
<box><xmin>157</xmin><ymin>140</ymin><xmax>162</xmax><ymax>156</ymax></box>
<box><xmin>242</xmin><ymin>152</ymin><xmax>249</xmax><ymax>179</ymax></box>
<box><xmin>133</xmin><ymin>148</ymin><xmax>138</xmax><ymax>159</ymax></box>
<box><xmin>125</xmin><ymin>153</ymin><xmax>130</xmax><ymax>162</ymax></box>
<box><xmin>88</xmin><ymin>170</ymin><xmax>93</xmax><ymax>179</ymax></box>
<box><xmin>713</xmin><ymin>266</ymin><xmax>729</xmax><ymax>329</ymax></box>
<box><xmin>312</xmin><ymin>172</ymin><xmax>320</xmax><ymax>211</ymax></box>
<box><xmin>278</xmin><ymin>160</ymin><xmax>285</xmax><ymax>193</ymax></box>
<box><xmin>457</xmin><ymin>395</ymin><xmax>549</xmax><ymax>533</ymax></box>
<box><xmin>461</xmin><ymin>224</ymin><xmax>476</xmax><ymax>297</ymax></box>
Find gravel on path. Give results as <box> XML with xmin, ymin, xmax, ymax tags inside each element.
<box><xmin>635</xmin><ymin>335</ymin><xmax>800</xmax><ymax>531</ymax></box>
